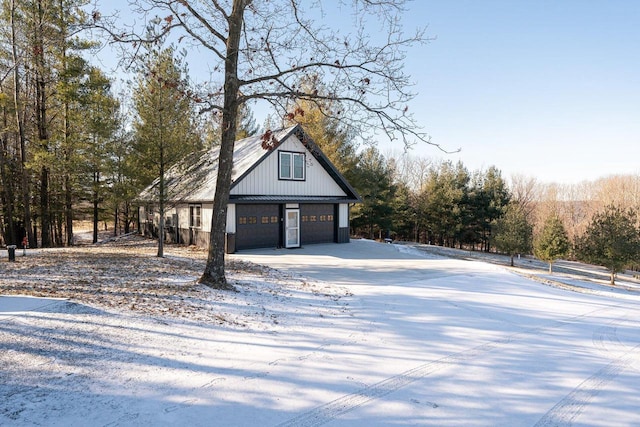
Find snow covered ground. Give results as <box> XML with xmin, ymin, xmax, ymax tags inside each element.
<box><xmin>1</xmin><ymin>238</ymin><xmax>639</xmax><ymax>426</ymax></box>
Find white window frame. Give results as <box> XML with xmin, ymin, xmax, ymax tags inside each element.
<box><xmin>279</xmin><ymin>151</ymin><xmax>305</xmax><ymax>181</ymax></box>
<box><xmin>189</xmin><ymin>204</ymin><xmax>202</xmax><ymax>228</ymax></box>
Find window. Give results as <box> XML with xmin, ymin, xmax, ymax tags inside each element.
<box><xmin>279</xmin><ymin>151</ymin><xmax>305</xmax><ymax>180</ymax></box>
<box><xmin>270</xmin><ymin>216</ymin><xmax>279</xmax><ymax>223</ymax></box>
<box><xmin>239</xmin><ymin>216</ymin><xmax>247</xmax><ymax>225</ymax></box>
<box><xmin>248</xmin><ymin>216</ymin><xmax>257</xmax><ymax>224</ymax></box>
<box><xmin>293</xmin><ymin>153</ymin><xmax>304</xmax><ymax>179</ymax></box>
<box><xmin>261</xmin><ymin>216</ymin><xmax>270</xmax><ymax>224</ymax></box>
<box><xmin>189</xmin><ymin>205</ymin><xmax>202</xmax><ymax>228</ymax></box>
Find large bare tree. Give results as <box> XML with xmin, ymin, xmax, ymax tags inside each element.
<box><xmin>102</xmin><ymin>0</ymin><xmax>434</xmax><ymax>289</ymax></box>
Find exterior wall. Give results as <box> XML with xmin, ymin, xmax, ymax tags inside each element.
<box><xmin>142</xmin><ymin>201</ymin><xmax>351</xmax><ymax>249</ymax></box>
<box><xmin>176</xmin><ymin>205</ymin><xmax>190</xmax><ymax>230</ymax></box>
<box><xmin>226</xmin><ymin>203</ymin><xmax>236</xmax><ymax>233</ymax></box>
<box><xmin>141</xmin><ymin>203</ymin><xmax>214</xmax><ymax>246</ymax></box>
<box><xmin>338</xmin><ymin>203</ymin><xmax>349</xmax><ymax>228</ymax></box>
<box><xmin>176</xmin><ymin>202</ymin><xmax>212</xmax><ymax>245</ymax></box>
<box><xmin>139</xmin><ymin>205</ymin><xmax>183</xmax><ymax>243</ymax></box>
<box><xmin>337</xmin><ymin>203</ymin><xmax>350</xmax><ymax>243</ymax></box>
<box><xmin>230</xmin><ymin>135</ymin><xmax>347</xmax><ymax>197</ymax></box>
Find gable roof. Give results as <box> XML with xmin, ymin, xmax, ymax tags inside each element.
<box><xmin>138</xmin><ymin>124</ymin><xmax>360</xmax><ymax>204</ymax></box>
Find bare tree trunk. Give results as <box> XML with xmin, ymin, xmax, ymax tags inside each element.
<box><xmin>157</xmin><ymin>113</ymin><xmax>165</xmax><ymax>258</ymax></box>
<box><xmin>0</xmin><ymin>93</ymin><xmax>16</xmax><ymax>246</ymax></box>
<box><xmin>199</xmin><ymin>0</ymin><xmax>245</xmax><ymax>290</ymax></box>
<box><xmin>93</xmin><ymin>171</ymin><xmax>99</xmax><ymax>244</ymax></box>
<box><xmin>34</xmin><ymin>0</ymin><xmax>51</xmax><ymax>248</ymax></box>
<box><xmin>0</xmin><ymin>134</ymin><xmax>16</xmax><ymax>245</ymax></box>
<box><xmin>11</xmin><ymin>0</ymin><xmax>34</xmax><ymax>247</ymax></box>
<box><xmin>157</xmin><ymin>148</ymin><xmax>165</xmax><ymax>258</ymax></box>
<box><xmin>65</xmin><ymin>174</ymin><xmax>73</xmax><ymax>245</ymax></box>
<box><xmin>39</xmin><ymin>166</ymin><xmax>50</xmax><ymax>247</ymax></box>
<box><xmin>55</xmin><ymin>206</ymin><xmax>63</xmax><ymax>246</ymax></box>
<box><xmin>58</xmin><ymin>0</ymin><xmax>73</xmax><ymax>247</ymax></box>
<box><xmin>114</xmin><ymin>207</ymin><xmax>119</xmax><ymax>236</ymax></box>
<box><xmin>62</xmin><ymin>71</ymin><xmax>73</xmax><ymax>246</ymax></box>
<box><xmin>548</xmin><ymin>262</ymin><xmax>553</xmax><ymax>274</ymax></box>
<box><xmin>124</xmin><ymin>202</ymin><xmax>131</xmax><ymax>234</ymax></box>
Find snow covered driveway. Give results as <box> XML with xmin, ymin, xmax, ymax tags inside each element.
<box><xmin>1</xmin><ymin>239</ymin><xmax>639</xmax><ymax>426</ymax></box>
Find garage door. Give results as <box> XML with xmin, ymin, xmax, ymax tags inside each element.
<box><xmin>300</xmin><ymin>204</ymin><xmax>335</xmax><ymax>245</ymax></box>
<box><xmin>236</xmin><ymin>204</ymin><xmax>280</xmax><ymax>250</ymax></box>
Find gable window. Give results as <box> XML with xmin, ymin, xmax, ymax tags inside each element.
<box><xmin>189</xmin><ymin>204</ymin><xmax>202</xmax><ymax>228</ymax></box>
<box><xmin>279</xmin><ymin>151</ymin><xmax>305</xmax><ymax>180</ymax></box>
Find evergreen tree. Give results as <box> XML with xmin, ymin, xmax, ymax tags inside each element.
<box><xmin>79</xmin><ymin>68</ymin><xmax>119</xmax><ymax>243</ymax></box>
<box><xmin>285</xmin><ymin>77</ymin><xmax>359</xmax><ymax>185</ymax></box>
<box><xmin>106</xmin><ymin>114</ymin><xmax>137</xmax><ymax>236</ymax></box>
<box><xmin>534</xmin><ymin>214</ymin><xmax>570</xmax><ymax>273</ymax></box>
<box><xmin>420</xmin><ymin>161</ymin><xmax>469</xmax><ymax>247</ymax></box>
<box><xmin>0</xmin><ymin>0</ymin><xmax>100</xmax><ymax>247</ymax></box>
<box><xmin>132</xmin><ymin>45</ymin><xmax>201</xmax><ymax>257</ymax></box>
<box><xmin>351</xmin><ymin>147</ymin><xmax>395</xmax><ymax>240</ymax></box>
<box><xmin>201</xmin><ymin>103</ymin><xmax>259</xmax><ymax>147</ymax></box>
<box><xmin>480</xmin><ymin>166</ymin><xmax>511</xmax><ymax>252</ymax></box>
<box><xmin>101</xmin><ymin>0</ymin><xmax>433</xmax><ymax>288</ymax></box>
<box><xmin>389</xmin><ymin>180</ymin><xmax>415</xmax><ymax>241</ymax></box>
<box><xmin>492</xmin><ymin>202</ymin><xmax>533</xmax><ymax>266</ymax></box>
<box><xmin>575</xmin><ymin>205</ymin><xmax>640</xmax><ymax>285</ymax></box>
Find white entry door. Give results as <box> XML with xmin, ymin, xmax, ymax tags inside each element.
<box><xmin>285</xmin><ymin>209</ymin><xmax>300</xmax><ymax>248</ymax></box>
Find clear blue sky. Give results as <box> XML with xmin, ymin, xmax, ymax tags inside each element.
<box><xmin>390</xmin><ymin>0</ymin><xmax>640</xmax><ymax>183</ymax></box>
<box><xmin>102</xmin><ymin>0</ymin><xmax>640</xmax><ymax>184</ymax></box>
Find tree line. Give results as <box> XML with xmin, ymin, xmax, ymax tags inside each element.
<box><xmin>0</xmin><ymin>0</ymin><xmax>219</xmax><ymax>249</ymax></box>
<box><xmin>342</xmin><ymin>143</ymin><xmax>640</xmax><ymax>285</ymax></box>
<box><xmin>291</xmin><ymin>98</ymin><xmax>640</xmax><ymax>287</ymax></box>
<box><xmin>1</xmin><ymin>0</ymin><xmax>637</xmax><ymax>288</ymax></box>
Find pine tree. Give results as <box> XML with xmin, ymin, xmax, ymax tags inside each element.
<box><xmin>132</xmin><ymin>45</ymin><xmax>201</xmax><ymax>257</ymax></box>
<box><xmin>101</xmin><ymin>0</ymin><xmax>433</xmax><ymax>288</ymax></box>
<box><xmin>575</xmin><ymin>205</ymin><xmax>640</xmax><ymax>285</ymax></box>
<box><xmin>285</xmin><ymin>77</ymin><xmax>359</xmax><ymax>184</ymax></box>
<box><xmin>492</xmin><ymin>202</ymin><xmax>533</xmax><ymax>266</ymax></box>
<box><xmin>480</xmin><ymin>166</ymin><xmax>511</xmax><ymax>252</ymax></box>
<box><xmin>420</xmin><ymin>161</ymin><xmax>469</xmax><ymax>247</ymax></box>
<box><xmin>350</xmin><ymin>147</ymin><xmax>395</xmax><ymax>240</ymax></box>
<box><xmin>1</xmin><ymin>0</ymin><xmax>97</xmax><ymax>247</ymax></box>
<box><xmin>79</xmin><ymin>68</ymin><xmax>119</xmax><ymax>243</ymax></box>
<box><xmin>534</xmin><ymin>214</ymin><xmax>570</xmax><ymax>273</ymax></box>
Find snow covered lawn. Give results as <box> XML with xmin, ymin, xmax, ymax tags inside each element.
<box><xmin>1</xmin><ymin>238</ymin><xmax>639</xmax><ymax>426</ymax></box>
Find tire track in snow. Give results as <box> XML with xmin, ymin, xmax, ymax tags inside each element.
<box><xmin>533</xmin><ymin>343</ymin><xmax>640</xmax><ymax>427</ymax></box>
<box><xmin>275</xmin><ymin>337</ymin><xmax>510</xmax><ymax>427</ymax></box>
<box><xmin>276</xmin><ymin>305</ymin><xmax>625</xmax><ymax>427</ymax></box>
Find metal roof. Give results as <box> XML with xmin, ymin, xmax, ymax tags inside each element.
<box><xmin>138</xmin><ymin>125</ymin><xmax>361</xmax><ymax>204</ymax></box>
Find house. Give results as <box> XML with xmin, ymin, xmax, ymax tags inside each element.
<box><xmin>137</xmin><ymin>125</ymin><xmax>361</xmax><ymax>253</ymax></box>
